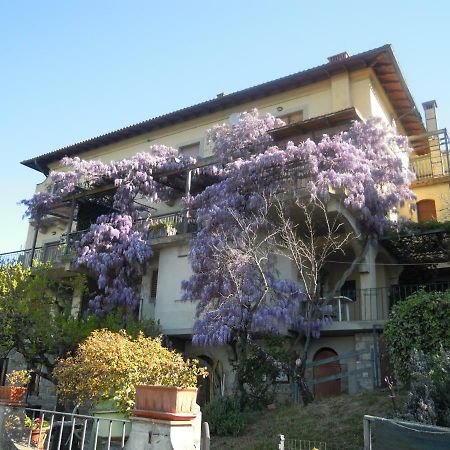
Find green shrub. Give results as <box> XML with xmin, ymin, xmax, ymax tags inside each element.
<box><xmin>384</xmin><ymin>289</ymin><xmax>450</xmax><ymax>382</ymax></box>
<box><xmin>203</xmin><ymin>396</ymin><xmax>244</xmax><ymax>436</ymax></box>
<box><xmin>397</xmin><ymin>350</ymin><xmax>450</xmax><ymax>427</ymax></box>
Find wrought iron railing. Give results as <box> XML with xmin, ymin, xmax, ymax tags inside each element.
<box><xmin>0</xmin><ymin>211</ymin><xmax>198</xmax><ymax>269</ymax></box>
<box><xmin>1</xmin><ymin>406</ymin><xmax>130</xmax><ymax>450</ymax></box>
<box><xmin>0</xmin><ymin>242</ymin><xmax>65</xmax><ymax>269</ymax></box>
<box><xmin>144</xmin><ymin>211</ymin><xmax>198</xmax><ymax>239</ymax></box>
<box><xmin>409</xmin><ymin>128</ymin><xmax>450</xmax><ymax>180</ymax></box>
<box><xmin>337</xmin><ymin>281</ymin><xmax>450</xmax><ymax>321</ymax></box>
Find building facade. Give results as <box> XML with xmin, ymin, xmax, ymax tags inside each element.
<box><xmin>2</xmin><ymin>44</ymin><xmax>450</xmax><ymax>405</ymax></box>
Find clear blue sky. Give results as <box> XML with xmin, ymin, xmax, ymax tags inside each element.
<box><xmin>1</xmin><ymin>0</ymin><xmax>449</xmax><ymax>252</ymax></box>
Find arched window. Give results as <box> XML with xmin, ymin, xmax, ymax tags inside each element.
<box><xmin>417</xmin><ymin>199</ymin><xmax>437</xmax><ymax>222</ymax></box>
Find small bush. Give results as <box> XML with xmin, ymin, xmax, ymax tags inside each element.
<box><xmin>203</xmin><ymin>396</ymin><xmax>244</xmax><ymax>436</ymax></box>
<box><xmin>384</xmin><ymin>289</ymin><xmax>450</xmax><ymax>382</ymax></box>
<box><xmin>53</xmin><ymin>329</ymin><xmax>207</xmax><ymax>413</ymax></box>
<box><xmin>397</xmin><ymin>350</ymin><xmax>450</xmax><ymax>427</ymax></box>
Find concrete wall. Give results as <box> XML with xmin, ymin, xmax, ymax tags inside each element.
<box><xmin>152</xmin><ymin>244</ymin><xmax>196</xmax><ymax>334</ymax></box>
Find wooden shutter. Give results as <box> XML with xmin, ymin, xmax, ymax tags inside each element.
<box><xmin>150</xmin><ymin>269</ymin><xmax>158</xmax><ymax>300</ymax></box>
<box><xmin>417</xmin><ymin>199</ymin><xmax>436</xmax><ymax>222</ymax></box>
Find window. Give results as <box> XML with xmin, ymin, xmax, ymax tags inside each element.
<box><xmin>179</xmin><ymin>142</ymin><xmax>200</xmax><ymax>157</ymax></box>
<box><xmin>150</xmin><ymin>269</ymin><xmax>158</xmax><ymax>301</ymax></box>
<box><xmin>341</xmin><ymin>280</ymin><xmax>356</xmax><ymax>301</ymax></box>
<box><xmin>278</xmin><ymin>110</ymin><xmax>303</xmax><ymax>126</ymax></box>
<box><xmin>417</xmin><ymin>199</ymin><xmax>437</xmax><ymax>222</ymax></box>
<box><xmin>0</xmin><ymin>359</ymin><xmax>8</xmax><ymax>386</ymax></box>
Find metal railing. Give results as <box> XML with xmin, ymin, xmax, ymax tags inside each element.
<box><xmin>279</xmin><ymin>435</ymin><xmax>358</xmax><ymax>450</ymax></box>
<box><xmin>338</xmin><ymin>281</ymin><xmax>450</xmax><ymax>321</ymax></box>
<box><xmin>144</xmin><ymin>211</ymin><xmax>198</xmax><ymax>239</ymax></box>
<box><xmin>0</xmin><ymin>242</ymin><xmax>65</xmax><ymax>269</ymax></box>
<box><xmin>409</xmin><ymin>128</ymin><xmax>450</xmax><ymax>180</ymax></box>
<box><xmin>3</xmin><ymin>406</ymin><xmax>130</xmax><ymax>450</ymax></box>
<box><xmin>0</xmin><ymin>211</ymin><xmax>198</xmax><ymax>269</ymax></box>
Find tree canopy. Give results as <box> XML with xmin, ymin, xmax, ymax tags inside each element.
<box><xmin>0</xmin><ymin>262</ymin><xmax>161</xmax><ymax>381</ymax></box>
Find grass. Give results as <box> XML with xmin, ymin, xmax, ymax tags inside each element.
<box><xmin>210</xmin><ymin>388</ymin><xmax>401</xmax><ymax>450</ymax></box>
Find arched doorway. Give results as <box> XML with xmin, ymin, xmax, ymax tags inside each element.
<box><xmin>313</xmin><ymin>348</ymin><xmax>341</xmax><ymax>398</ymax></box>
<box><xmin>194</xmin><ymin>355</ymin><xmax>224</xmax><ymax>406</ymax></box>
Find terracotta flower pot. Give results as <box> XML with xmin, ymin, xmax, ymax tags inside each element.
<box><xmin>0</xmin><ymin>386</ymin><xmax>27</xmax><ymax>405</ymax></box>
<box><xmin>133</xmin><ymin>385</ymin><xmax>198</xmax><ymax>421</ymax></box>
<box><xmin>26</xmin><ymin>427</ymin><xmax>48</xmax><ymax>450</ymax></box>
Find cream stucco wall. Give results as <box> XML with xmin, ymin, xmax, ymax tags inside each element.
<box><xmin>152</xmin><ymin>244</ymin><xmax>196</xmax><ymax>334</ymax></box>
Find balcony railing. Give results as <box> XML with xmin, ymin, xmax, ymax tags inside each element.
<box><xmin>409</xmin><ymin>128</ymin><xmax>450</xmax><ymax>181</ymax></box>
<box><xmin>145</xmin><ymin>211</ymin><xmax>197</xmax><ymax>239</ymax></box>
<box><xmin>333</xmin><ymin>281</ymin><xmax>450</xmax><ymax>322</ymax></box>
<box><xmin>0</xmin><ymin>242</ymin><xmax>64</xmax><ymax>269</ymax></box>
<box><xmin>0</xmin><ymin>212</ymin><xmax>198</xmax><ymax>269</ymax></box>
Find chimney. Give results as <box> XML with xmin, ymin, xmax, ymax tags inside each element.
<box><xmin>327</xmin><ymin>52</ymin><xmax>350</xmax><ymax>63</ymax></box>
<box><xmin>422</xmin><ymin>100</ymin><xmax>438</xmax><ymax>132</ymax></box>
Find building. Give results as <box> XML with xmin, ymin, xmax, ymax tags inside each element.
<box><xmin>2</xmin><ymin>44</ymin><xmax>450</xmax><ymax>404</ymax></box>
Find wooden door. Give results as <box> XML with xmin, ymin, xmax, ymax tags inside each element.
<box><xmin>313</xmin><ymin>348</ymin><xmax>341</xmax><ymax>398</ymax></box>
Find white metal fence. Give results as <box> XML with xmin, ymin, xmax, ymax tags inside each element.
<box><xmin>2</xmin><ymin>406</ymin><xmax>130</xmax><ymax>450</ymax></box>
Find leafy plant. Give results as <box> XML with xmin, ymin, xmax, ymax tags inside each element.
<box><xmin>202</xmin><ymin>396</ymin><xmax>244</xmax><ymax>436</ymax></box>
<box><xmin>24</xmin><ymin>416</ymin><xmax>50</xmax><ymax>430</ymax></box>
<box><xmin>53</xmin><ymin>329</ymin><xmax>207</xmax><ymax>413</ymax></box>
<box><xmin>397</xmin><ymin>350</ymin><xmax>450</xmax><ymax>427</ymax></box>
<box><xmin>384</xmin><ymin>289</ymin><xmax>450</xmax><ymax>382</ymax></box>
<box><xmin>233</xmin><ymin>337</ymin><xmax>290</xmax><ymax>408</ymax></box>
<box><xmin>6</xmin><ymin>369</ymin><xmax>31</xmax><ymax>386</ymax></box>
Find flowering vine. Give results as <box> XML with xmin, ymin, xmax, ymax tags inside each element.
<box><xmin>182</xmin><ymin>110</ymin><xmax>415</xmax><ymax>348</ymax></box>
<box><xmin>22</xmin><ymin>147</ymin><xmax>197</xmax><ymax>313</ymax></box>
<box><xmin>23</xmin><ymin>108</ymin><xmax>414</xmax><ymax>336</ymax></box>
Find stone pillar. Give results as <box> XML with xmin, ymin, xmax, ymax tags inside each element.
<box><xmin>354</xmin><ymin>333</ymin><xmax>375</xmax><ymax>392</ymax></box>
<box><xmin>359</xmin><ymin>243</ymin><xmax>378</xmax><ymax>320</ymax></box>
<box><xmin>70</xmin><ymin>284</ymin><xmax>84</xmax><ymax>317</ymax></box>
<box><xmin>124</xmin><ymin>417</ymin><xmax>196</xmax><ymax>450</ymax></box>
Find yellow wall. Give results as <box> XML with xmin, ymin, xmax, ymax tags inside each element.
<box><xmin>400</xmin><ymin>182</ymin><xmax>450</xmax><ymax>222</ymax></box>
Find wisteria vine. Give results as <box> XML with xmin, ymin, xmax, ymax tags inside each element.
<box><xmin>23</xmin><ymin>109</ymin><xmax>415</xmax><ymax>335</ymax></box>
<box><xmin>182</xmin><ymin>110</ymin><xmax>415</xmax><ymax>347</ymax></box>
<box><xmin>22</xmin><ymin>147</ymin><xmax>197</xmax><ymax>313</ymax></box>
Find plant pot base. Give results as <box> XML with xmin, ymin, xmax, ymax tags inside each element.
<box><xmin>133</xmin><ymin>408</ymin><xmax>196</xmax><ymax>421</ymax></box>
<box><xmin>0</xmin><ymin>386</ymin><xmax>27</xmax><ymax>405</ymax></box>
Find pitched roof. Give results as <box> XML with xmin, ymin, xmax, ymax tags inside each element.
<box><xmin>22</xmin><ymin>44</ymin><xmax>425</xmax><ymax>174</ymax></box>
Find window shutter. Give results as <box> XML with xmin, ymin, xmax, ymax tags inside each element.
<box><xmin>417</xmin><ymin>199</ymin><xmax>436</xmax><ymax>222</ymax></box>
<box><xmin>150</xmin><ymin>269</ymin><xmax>158</xmax><ymax>299</ymax></box>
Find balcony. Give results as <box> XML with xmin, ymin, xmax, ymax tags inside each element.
<box><xmin>145</xmin><ymin>211</ymin><xmax>197</xmax><ymax>240</ymax></box>
<box><xmin>327</xmin><ymin>281</ymin><xmax>450</xmax><ymax>324</ymax></box>
<box><xmin>0</xmin><ymin>242</ymin><xmax>64</xmax><ymax>269</ymax></box>
<box><xmin>0</xmin><ymin>211</ymin><xmax>198</xmax><ymax>269</ymax></box>
<box><xmin>409</xmin><ymin>128</ymin><xmax>450</xmax><ymax>182</ymax></box>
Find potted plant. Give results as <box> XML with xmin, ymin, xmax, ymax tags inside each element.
<box><xmin>0</xmin><ymin>369</ymin><xmax>31</xmax><ymax>405</ymax></box>
<box><xmin>148</xmin><ymin>221</ymin><xmax>177</xmax><ymax>238</ymax></box>
<box><xmin>25</xmin><ymin>416</ymin><xmax>49</xmax><ymax>449</ymax></box>
<box><xmin>53</xmin><ymin>329</ymin><xmax>207</xmax><ymax>433</ymax></box>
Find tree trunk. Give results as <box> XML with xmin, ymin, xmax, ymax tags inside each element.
<box><xmin>231</xmin><ymin>336</ymin><xmax>248</xmax><ymax>408</ymax></box>
<box><xmin>296</xmin><ymin>361</ymin><xmax>314</xmax><ymax>405</ymax></box>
